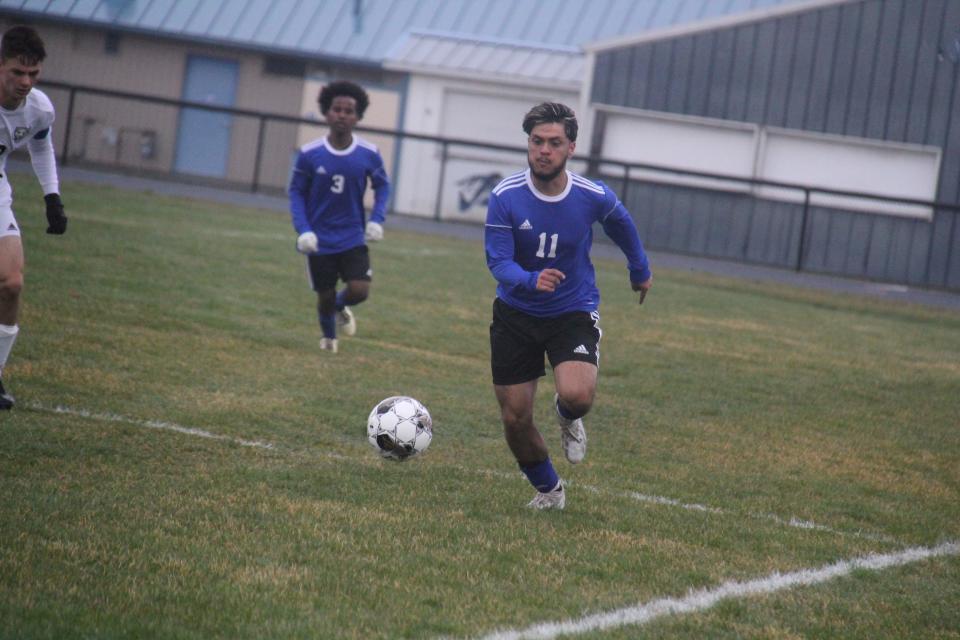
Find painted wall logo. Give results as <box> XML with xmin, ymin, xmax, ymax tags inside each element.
<box><xmin>940</xmin><ymin>31</ymin><xmax>960</xmax><ymax>63</ymax></box>
<box><xmin>456</xmin><ymin>172</ymin><xmax>502</xmax><ymax>213</ymax></box>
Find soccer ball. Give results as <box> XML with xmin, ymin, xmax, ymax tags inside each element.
<box><xmin>366</xmin><ymin>396</ymin><xmax>433</xmax><ymax>461</ymax></box>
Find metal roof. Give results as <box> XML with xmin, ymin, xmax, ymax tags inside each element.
<box><xmin>0</xmin><ymin>0</ymin><xmax>812</xmax><ymax>65</ymax></box>
<box><xmin>384</xmin><ymin>30</ymin><xmax>584</xmax><ymax>90</ymax></box>
<box><xmin>585</xmin><ymin>0</ymin><xmax>856</xmax><ymax>51</ymax></box>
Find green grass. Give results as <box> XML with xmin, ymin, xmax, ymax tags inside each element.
<box><xmin>1</xmin><ymin>176</ymin><xmax>958</xmax><ymax>639</ymax></box>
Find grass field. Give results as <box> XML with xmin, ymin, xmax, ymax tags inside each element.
<box><xmin>1</xmin><ymin>176</ymin><xmax>958</xmax><ymax>639</ymax></box>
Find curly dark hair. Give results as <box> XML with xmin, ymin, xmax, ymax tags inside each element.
<box><xmin>318</xmin><ymin>80</ymin><xmax>370</xmax><ymax>118</ymax></box>
<box><xmin>522</xmin><ymin>102</ymin><xmax>578</xmax><ymax>142</ymax></box>
<box><xmin>1</xmin><ymin>25</ymin><xmax>46</xmax><ymax>65</ymax></box>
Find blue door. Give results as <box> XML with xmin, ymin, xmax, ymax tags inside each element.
<box><xmin>174</xmin><ymin>56</ymin><xmax>238</xmax><ymax>177</ymax></box>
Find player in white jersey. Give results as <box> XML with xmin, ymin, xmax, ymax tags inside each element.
<box><xmin>0</xmin><ymin>26</ymin><xmax>68</xmax><ymax>409</ymax></box>
<box><xmin>485</xmin><ymin>103</ymin><xmax>652</xmax><ymax>509</ymax></box>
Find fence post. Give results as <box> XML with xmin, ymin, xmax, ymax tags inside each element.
<box><xmin>60</xmin><ymin>86</ymin><xmax>77</xmax><ymax>166</ymax></box>
<box><xmin>433</xmin><ymin>140</ymin><xmax>448</xmax><ymax>221</ymax></box>
<box><xmin>621</xmin><ymin>164</ymin><xmax>630</xmax><ymax>206</ymax></box>
<box><xmin>251</xmin><ymin>115</ymin><xmax>267</xmax><ymax>193</ymax></box>
<box><xmin>796</xmin><ymin>188</ymin><xmax>811</xmax><ymax>271</ymax></box>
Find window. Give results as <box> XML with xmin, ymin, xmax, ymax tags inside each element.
<box><xmin>264</xmin><ymin>56</ymin><xmax>306</xmax><ymax>78</ymax></box>
<box><xmin>596</xmin><ymin>106</ymin><xmax>942</xmax><ymax>219</ymax></box>
<box><xmin>757</xmin><ymin>128</ymin><xmax>940</xmax><ymax>219</ymax></box>
<box><xmin>104</xmin><ymin>31</ymin><xmax>121</xmax><ymax>55</ymax></box>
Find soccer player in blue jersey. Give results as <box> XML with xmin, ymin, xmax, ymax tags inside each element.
<box><xmin>0</xmin><ymin>26</ymin><xmax>68</xmax><ymax>410</ymax></box>
<box><xmin>485</xmin><ymin>102</ymin><xmax>652</xmax><ymax>510</ymax></box>
<box><xmin>289</xmin><ymin>81</ymin><xmax>389</xmax><ymax>353</ymax></box>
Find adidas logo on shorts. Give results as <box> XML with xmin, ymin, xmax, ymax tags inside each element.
<box><xmin>574</xmin><ymin>344</ymin><xmax>589</xmax><ymax>355</ymax></box>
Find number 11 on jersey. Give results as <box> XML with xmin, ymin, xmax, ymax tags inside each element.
<box><xmin>536</xmin><ymin>232</ymin><xmax>558</xmax><ymax>258</ymax></box>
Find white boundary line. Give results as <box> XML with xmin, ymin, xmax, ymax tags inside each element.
<box><xmin>459</xmin><ymin>467</ymin><xmax>898</xmax><ymax>544</ymax></box>
<box><xmin>27</xmin><ymin>403</ymin><xmax>898</xmax><ymax>543</ymax></box>
<box><xmin>469</xmin><ymin>541</ymin><xmax>959</xmax><ymax>640</ymax></box>
<box><xmin>26</xmin><ymin>403</ymin><xmax>276</xmax><ymax>450</ymax></box>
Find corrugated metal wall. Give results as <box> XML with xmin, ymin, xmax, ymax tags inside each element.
<box><xmin>591</xmin><ymin>0</ymin><xmax>960</xmax><ymax>290</ymax></box>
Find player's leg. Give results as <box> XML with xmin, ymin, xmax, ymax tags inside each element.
<box><xmin>494</xmin><ymin>380</ymin><xmax>564</xmax><ymax>510</ymax></box>
<box><xmin>306</xmin><ymin>253</ymin><xmax>340</xmax><ymax>352</ymax></box>
<box><xmin>494</xmin><ymin>380</ymin><xmax>546</xmax><ymax>462</ymax></box>
<box><xmin>316</xmin><ymin>287</ymin><xmax>337</xmax><ymax>338</ymax></box>
<box><xmin>547</xmin><ymin>310</ymin><xmax>602</xmax><ymax>463</ymax></box>
<box><xmin>334</xmin><ymin>280</ymin><xmax>366</xmax><ymax>337</ymax></box>
<box><xmin>553</xmin><ymin>361</ymin><xmax>598</xmax><ymax>420</ymax></box>
<box><xmin>0</xmin><ymin>232</ymin><xmax>24</xmax><ymax>409</ymax></box>
<box><xmin>334</xmin><ymin>246</ymin><xmax>371</xmax><ymax>337</ymax></box>
<box><xmin>490</xmin><ymin>298</ymin><xmax>564</xmax><ymax>509</ymax></box>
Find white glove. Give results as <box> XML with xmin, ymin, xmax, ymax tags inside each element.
<box><xmin>365</xmin><ymin>221</ymin><xmax>384</xmax><ymax>242</ymax></box>
<box><xmin>296</xmin><ymin>231</ymin><xmax>318</xmax><ymax>254</ymax></box>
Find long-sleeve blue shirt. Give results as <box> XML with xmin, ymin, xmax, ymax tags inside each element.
<box><xmin>289</xmin><ymin>135</ymin><xmax>390</xmax><ymax>254</ymax></box>
<box><xmin>485</xmin><ymin>169</ymin><xmax>651</xmax><ymax>317</ymax></box>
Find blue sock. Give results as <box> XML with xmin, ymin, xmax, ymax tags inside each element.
<box><xmin>519</xmin><ymin>458</ymin><xmax>560</xmax><ymax>493</ymax></box>
<box><xmin>335</xmin><ymin>289</ymin><xmax>347</xmax><ymax>312</ymax></box>
<box><xmin>320</xmin><ymin>313</ymin><xmax>336</xmax><ymax>339</ymax></box>
<box><xmin>556</xmin><ymin>397</ymin><xmax>579</xmax><ymax>421</ymax></box>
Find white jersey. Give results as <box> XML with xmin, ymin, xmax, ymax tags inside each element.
<box><xmin>0</xmin><ymin>88</ymin><xmax>58</xmax><ymax>208</ymax></box>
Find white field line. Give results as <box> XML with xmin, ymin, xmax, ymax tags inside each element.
<box><xmin>28</xmin><ymin>403</ymin><xmax>897</xmax><ymax>542</ymax></box>
<box><xmin>468</xmin><ymin>541</ymin><xmax>960</xmax><ymax>640</ymax></box>
<box><xmin>461</xmin><ymin>467</ymin><xmax>898</xmax><ymax>544</ymax></box>
<box><xmin>26</xmin><ymin>403</ymin><xmax>277</xmax><ymax>451</ymax></box>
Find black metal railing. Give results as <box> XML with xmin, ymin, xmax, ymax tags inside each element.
<box><xmin>37</xmin><ymin>81</ymin><xmax>960</xmax><ymax>291</ymax></box>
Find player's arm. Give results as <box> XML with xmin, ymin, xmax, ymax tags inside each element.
<box><xmin>368</xmin><ymin>159</ymin><xmax>389</xmax><ymax>225</ymax></box>
<box><xmin>484</xmin><ymin>195</ymin><xmax>561</xmax><ymax>291</ymax></box>
<box><xmin>288</xmin><ymin>151</ymin><xmax>317</xmax><ymax>253</ymax></box>
<box><xmin>27</xmin><ymin>127</ymin><xmax>67</xmax><ymax>235</ymax></box>
<box><xmin>365</xmin><ymin>157</ymin><xmax>390</xmax><ymax>241</ymax></box>
<box><xmin>599</xmin><ymin>196</ymin><xmax>652</xmax><ymax>299</ymax></box>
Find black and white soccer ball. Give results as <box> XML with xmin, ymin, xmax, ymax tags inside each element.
<box><xmin>366</xmin><ymin>396</ymin><xmax>432</xmax><ymax>461</ymax></box>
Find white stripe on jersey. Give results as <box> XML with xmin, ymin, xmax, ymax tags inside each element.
<box><xmin>601</xmin><ymin>203</ymin><xmax>621</xmax><ymax>221</ymax></box>
<box><xmin>492</xmin><ymin>172</ymin><xmax>526</xmax><ymax>196</ymax></box>
<box><xmin>570</xmin><ymin>173</ymin><xmax>605</xmax><ymax>195</ymax></box>
<box><xmin>485</xmin><ymin>223</ymin><xmax>512</xmax><ymax>229</ymax></box>
<box><xmin>355</xmin><ymin>136</ymin><xmax>380</xmax><ymax>153</ymax></box>
<box><xmin>300</xmin><ymin>137</ymin><xmax>325</xmax><ymax>153</ymax></box>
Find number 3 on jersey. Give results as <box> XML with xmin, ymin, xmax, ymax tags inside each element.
<box><xmin>536</xmin><ymin>232</ymin><xmax>558</xmax><ymax>258</ymax></box>
<box><xmin>331</xmin><ymin>174</ymin><xmax>345</xmax><ymax>194</ymax></box>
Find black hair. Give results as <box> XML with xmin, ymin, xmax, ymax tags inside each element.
<box><xmin>522</xmin><ymin>102</ymin><xmax>578</xmax><ymax>142</ymax></box>
<box><xmin>318</xmin><ymin>80</ymin><xmax>370</xmax><ymax>118</ymax></box>
<box><xmin>1</xmin><ymin>25</ymin><xmax>46</xmax><ymax>65</ymax></box>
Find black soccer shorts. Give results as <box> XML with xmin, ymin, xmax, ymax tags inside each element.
<box><xmin>489</xmin><ymin>297</ymin><xmax>601</xmax><ymax>386</ymax></box>
<box><xmin>307</xmin><ymin>245</ymin><xmax>371</xmax><ymax>292</ymax></box>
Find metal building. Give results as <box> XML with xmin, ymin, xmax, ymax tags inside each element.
<box><xmin>585</xmin><ymin>0</ymin><xmax>960</xmax><ymax>289</ymax></box>
<box><xmin>0</xmin><ymin>0</ymin><xmax>807</xmax><ymax>188</ymax></box>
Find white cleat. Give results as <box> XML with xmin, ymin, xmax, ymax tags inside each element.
<box><xmin>527</xmin><ymin>481</ymin><xmax>565</xmax><ymax>510</ymax></box>
<box><xmin>337</xmin><ymin>307</ymin><xmax>356</xmax><ymax>336</ymax></box>
<box><xmin>555</xmin><ymin>393</ymin><xmax>586</xmax><ymax>464</ymax></box>
<box><xmin>319</xmin><ymin>337</ymin><xmax>338</xmax><ymax>353</ymax></box>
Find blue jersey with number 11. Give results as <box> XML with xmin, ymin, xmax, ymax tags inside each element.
<box><xmin>485</xmin><ymin>169</ymin><xmax>651</xmax><ymax>317</ymax></box>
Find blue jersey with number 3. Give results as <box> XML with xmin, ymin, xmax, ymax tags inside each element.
<box><xmin>289</xmin><ymin>135</ymin><xmax>390</xmax><ymax>254</ymax></box>
<box><xmin>485</xmin><ymin>169</ymin><xmax>651</xmax><ymax>317</ymax></box>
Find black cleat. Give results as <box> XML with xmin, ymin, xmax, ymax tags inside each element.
<box><xmin>0</xmin><ymin>379</ymin><xmax>14</xmax><ymax>410</ymax></box>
